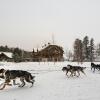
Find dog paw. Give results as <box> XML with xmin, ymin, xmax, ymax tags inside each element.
<box><xmin>0</xmin><ymin>88</ymin><xmax>3</xmax><ymax>90</ymax></box>
<box><xmin>14</xmin><ymin>83</ymin><xmax>20</xmax><ymax>86</ymax></box>
<box><xmin>7</xmin><ymin>84</ymin><xmax>12</xmax><ymax>86</ymax></box>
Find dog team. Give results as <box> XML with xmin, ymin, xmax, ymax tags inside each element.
<box><xmin>0</xmin><ymin>62</ymin><xmax>99</xmax><ymax>90</ymax></box>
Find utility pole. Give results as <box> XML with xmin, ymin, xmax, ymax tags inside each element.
<box><xmin>52</xmin><ymin>33</ymin><xmax>55</xmax><ymax>45</ymax></box>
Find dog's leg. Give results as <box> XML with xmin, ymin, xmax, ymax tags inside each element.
<box><xmin>25</xmin><ymin>77</ymin><xmax>35</xmax><ymax>87</ymax></box>
<box><xmin>93</xmin><ymin>67</ymin><xmax>95</xmax><ymax>72</ymax></box>
<box><xmin>66</xmin><ymin>70</ymin><xmax>69</xmax><ymax>77</ymax></box>
<box><xmin>0</xmin><ymin>83</ymin><xmax>6</xmax><ymax>90</ymax></box>
<box><xmin>91</xmin><ymin>67</ymin><xmax>92</xmax><ymax>71</ymax></box>
<box><xmin>0</xmin><ymin>81</ymin><xmax>12</xmax><ymax>90</ymax></box>
<box><xmin>70</xmin><ymin>71</ymin><xmax>74</xmax><ymax>77</ymax></box>
<box><xmin>30</xmin><ymin>80</ymin><xmax>35</xmax><ymax>88</ymax></box>
<box><xmin>81</xmin><ymin>70</ymin><xmax>86</xmax><ymax>76</ymax></box>
<box><xmin>5</xmin><ymin>78</ymin><xmax>12</xmax><ymax>86</ymax></box>
<box><xmin>73</xmin><ymin>71</ymin><xmax>76</xmax><ymax>76</ymax></box>
<box><xmin>77</xmin><ymin>71</ymin><xmax>80</xmax><ymax>77</ymax></box>
<box><xmin>0</xmin><ymin>82</ymin><xmax>4</xmax><ymax>87</ymax></box>
<box><xmin>72</xmin><ymin>71</ymin><xmax>76</xmax><ymax>77</ymax></box>
<box><xmin>19</xmin><ymin>78</ymin><xmax>25</xmax><ymax>87</ymax></box>
<box><xmin>0</xmin><ymin>82</ymin><xmax>11</xmax><ymax>88</ymax></box>
<box><xmin>13</xmin><ymin>80</ymin><xmax>20</xmax><ymax>86</ymax></box>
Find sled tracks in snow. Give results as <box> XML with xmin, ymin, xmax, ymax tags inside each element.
<box><xmin>27</xmin><ymin>69</ymin><xmax>61</xmax><ymax>75</ymax></box>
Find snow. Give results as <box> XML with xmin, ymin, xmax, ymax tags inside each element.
<box><xmin>0</xmin><ymin>52</ymin><xmax>13</xmax><ymax>58</ymax></box>
<box><xmin>0</xmin><ymin>62</ymin><xmax>100</xmax><ymax>100</ymax></box>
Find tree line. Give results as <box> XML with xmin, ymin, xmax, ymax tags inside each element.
<box><xmin>0</xmin><ymin>45</ymin><xmax>31</xmax><ymax>62</ymax></box>
<box><xmin>73</xmin><ymin>36</ymin><xmax>100</xmax><ymax>63</ymax></box>
<box><xmin>1</xmin><ymin>36</ymin><xmax>100</xmax><ymax>63</ymax></box>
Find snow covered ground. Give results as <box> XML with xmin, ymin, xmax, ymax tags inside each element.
<box><xmin>0</xmin><ymin>61</ymin><xmax>100</xmax><ymax>100</ymax></box>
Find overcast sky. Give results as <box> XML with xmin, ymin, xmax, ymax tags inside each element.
<box><xmin>0</xmin><ymin>0</ymin><xmax>100</xmax><ymax>51</ymax></box>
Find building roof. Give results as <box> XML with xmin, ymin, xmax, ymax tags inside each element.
<box><xmin>0</xmin><ymin>52</ymin><xmax>13</xmax><ymax>58</ymax></box>
<box><xmin>39</xmin><ymin>45</ymin><xmax>64</xmax><ymax>53</ymax></box>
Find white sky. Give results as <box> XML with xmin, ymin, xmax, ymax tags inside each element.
<box><xmin>0</xmin><ymin>0</ymin><xmax>100</xmax><ymax>51</ymax></box>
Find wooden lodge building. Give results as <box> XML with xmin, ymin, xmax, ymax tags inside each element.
<box><xmin>32</xmin><ymin>45</ymin><xmax>64</xmax><ymax>62</ymax></box>
<box><xmin>0</xmin><ymin>45</ymin><xmax>64</xmax><ymax>62</ymax></box>
<box><xmin>0</xmin><ymin>52</ymin><xmax>13</xmax><ymax>61</ymax></box>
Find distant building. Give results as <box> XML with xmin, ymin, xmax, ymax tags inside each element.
<box><xmin>32</xmin><ymin>45</ymin><xmax>64</xmax><ymax>61</ymax></box>
<box><xmin>21</xmin><ymin>51</ymin><xmax>33</xmax><ymax>62</ymax></box>
<box><xmin>0</xmin><ymin>52</ymin><xmax>13</xmax><ymax>61</ymax></box>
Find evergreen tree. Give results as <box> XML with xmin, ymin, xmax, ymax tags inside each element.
<box><xmin>89</xmin><ymin>38</ymin><xmax>94</xmax><ymax>62</ymax></box>
<box><xmin>0</xmin><ymin>45</ymin><xmax>12</xmax><ymax>52</ymax></box>
<box><xmin>79</xmin><ymin>39</ymin><xmax>83</xmax><ymax>63</ymax></box>
<box><xmin>96</xmin><ymin>43</ymin><xmax>100</xmax><ymax>56</ymax></box>
<box><xmin>73</xmin><ymin>39</ymin><xmax>78</xmax><ymax>61</ymax></box>
<box><xmin>83</xmin><ymin>36</ymin><xmax>89</xmax><ymax>61</ymax></box>
<box><xmin>73</xmin><ymin>39</ymin><xmax>83</xmax><ymax>63</ymax></box>
<box><xmin>13</xmin><ymin>48</ymin><xmax>22</xmax><ymax>62</ymax></box>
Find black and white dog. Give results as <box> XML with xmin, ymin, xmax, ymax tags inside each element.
<box><xmin>0</xmin><ymin>68</ymin><xmax>35</xmax><ymax>90</ymax></box>
<box><xmin>62</xmin><ymin>65</ymin><xmax>86</xmax><ymax>77</ymax></box>
<box><xmin>91</xmin><ymin>63</ymin><xmax>100</xmax><ymax>72</ymax></box>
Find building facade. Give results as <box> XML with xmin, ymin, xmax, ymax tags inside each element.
<box><xmin>32</xmin><ymin>45</ymin><xmax>64</xmax><ymax>62</ymax></box>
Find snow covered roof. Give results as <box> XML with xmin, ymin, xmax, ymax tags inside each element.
<box><xmin>33</xmin><ymin>48</ymin><xmax>42</xmax><ymax>52</ymax></box>
<box><xmin>0</xmin><ymin>52</ymin><xmax>13</xmax><ymax>58</ymax></box>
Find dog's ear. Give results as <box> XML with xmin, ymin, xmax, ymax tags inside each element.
<box><xmin>67</xmin><ymin>65</ymin><xmax>71</xmax><ymax>68</ymax></box>
<box><xmin>0</xmin><ymin>68</ymin><xmax>5</xmax><ymax>73</ymax></box>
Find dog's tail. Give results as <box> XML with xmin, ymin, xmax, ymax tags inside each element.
<box><xmin>29</xmin><ymin>74</ymin><xmax>35</xmax><ymax>81</ymax></box>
